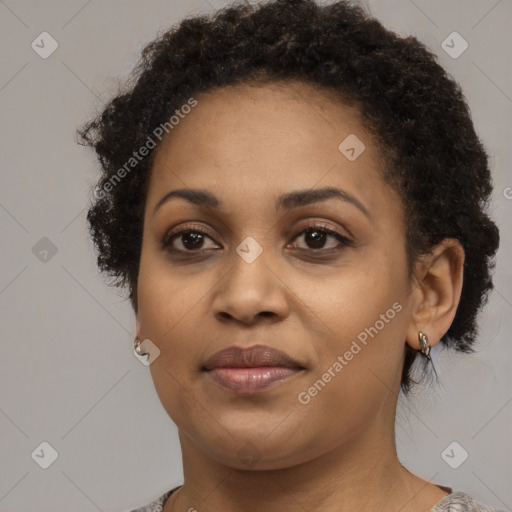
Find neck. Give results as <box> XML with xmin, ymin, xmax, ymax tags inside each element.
<box><xmin>164</xmin><ymin>423</ymin><xmax>447</xmax><ymax>512</ymax></box>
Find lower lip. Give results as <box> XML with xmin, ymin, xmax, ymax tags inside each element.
<box><xmin>205</xmin><ymin>366</ymin><xmax>303</xmax><ymax>394</ymax></box>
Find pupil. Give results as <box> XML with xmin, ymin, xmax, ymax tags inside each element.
<box><xmin>183</xmin><ymin>232</ymin><xmax>204</xmax><ymax>249</ymax></box>
<box><xmin>180</xmin><ymin>230</ymin><xmax>328</xmax><ymax>250</ymax></box>
<box><xmin>306</xmin><ymin>229</ymin><xmax>326</xmax><ymax>249</ymax></box>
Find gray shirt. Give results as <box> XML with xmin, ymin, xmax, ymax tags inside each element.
<box><xmin>128</xmin><ymin>486</ymin><xmax>506</xmax><ymax>512</ymax></box>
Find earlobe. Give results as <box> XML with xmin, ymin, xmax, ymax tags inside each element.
<box><xmin>405</xmin><ymin>238</ymin><xmax>465</xmax><ymax>350</ymax></box>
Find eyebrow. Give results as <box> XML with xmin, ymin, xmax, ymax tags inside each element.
<box><xmin>153</xmin><ymin>186</ymin><xmax>371</xmax><ymax>219</ymax></box>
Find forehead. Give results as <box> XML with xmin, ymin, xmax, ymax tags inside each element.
<box><xmin>147</xmin><ymin>81</ymin><xmax>397</xmax><ymax>216</ymax></box>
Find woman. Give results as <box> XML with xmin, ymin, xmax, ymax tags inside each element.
<box><xmin>78</xmin><ymin>0</ymin><xmax>502</xmax><ymax>510</ymax></box>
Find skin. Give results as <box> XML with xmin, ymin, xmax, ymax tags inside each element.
<box><xmin>134</xmin><ymin>81</ymin><xmax>465</xmax><ymax>512</ymax></box>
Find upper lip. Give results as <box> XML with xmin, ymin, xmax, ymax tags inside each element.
<box><xmin>202</xmin><ymin>344</ymin><xmax>304</xmax><ymax>370</ymax></box>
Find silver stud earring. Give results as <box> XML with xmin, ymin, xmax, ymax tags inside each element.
<box><xmin>418</xmin><ymin>331</ymin><xmax>431</xmax><ymax>361</ymax></box>
<box><xmin>134</xmin><ymin>337</ymin><xmax>148</xmax><ymax>356</ymax></box>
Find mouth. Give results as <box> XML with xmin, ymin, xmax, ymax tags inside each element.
<box><xmin>201</xmin><ymin>344</ymin><xmax>306</xmax><ymax>394</ymax></box>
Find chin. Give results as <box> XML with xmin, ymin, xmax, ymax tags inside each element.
<box><xmin>196</xmin><ymin>424</ymin><xmax>319</xmax><ymax>470</ymax></box>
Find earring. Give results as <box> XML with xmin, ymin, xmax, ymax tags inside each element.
<box><xmin>418</xmin><ymin>331</ymin><xmax>431</xmax><ymax>361</ymax></box>
<box><xmin>134</xmin><ymin>337</ymin><xmax>148</xmax><ymax>356</ymax></box>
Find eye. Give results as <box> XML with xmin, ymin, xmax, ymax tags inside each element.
<box><xmin>161</xmin><ymin>225</ymin><xmax>219</xmax><ymax>253</ymax></box>
<box><xmin>161</xmin><ymin>222</ymin><xmax>351</xmax><ymax>256</ymax></box>
<box><xmin>288</xmin><ymin>223</ymin><xmax>350</xmax><ymax>251</ymax></box>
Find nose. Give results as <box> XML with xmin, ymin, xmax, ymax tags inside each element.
<box><xmin>211</xmin><ymin>248</ymin><xmax>290</xmax><ymax>326</ymax></box>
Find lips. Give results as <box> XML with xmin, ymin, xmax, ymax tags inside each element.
<box><xmin>202</xmin><ymin>344</ymin><xmax>304</xmax><ymax>371</ymax></box>
<box><xmin>202</xmin><ymin>345</ymin><xmax>305</xmax><ymax>394</ymax></box>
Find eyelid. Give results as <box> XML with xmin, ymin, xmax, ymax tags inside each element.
<box><xmin>161</xmin><ymin>223</ymin><xmax>218</xmax><ymax>248</ymax></box>
<box><xmin>294</xmin><ymin>220</ymin><xmax>351</xmax><ymax>239</ymax></box>
<box><xmin>161</xmin><ymin>220</ymin><xmax>352</xmax><ymax>253</ymax></box>
<box><xmin>288</xmin><ymin>222</ymin><xmax>352</xmax><ymax>248</ymax></box>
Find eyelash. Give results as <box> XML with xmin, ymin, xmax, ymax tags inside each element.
<box><xmin>161</xmin><ymin>222</ymin><xmax>352</xmax><ymax>256</ymax></box>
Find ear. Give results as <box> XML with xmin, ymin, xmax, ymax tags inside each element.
<box><xmin>405</xmin><ymin>238</ymin><xmax>465</xmax><ymax>350</ymax></box>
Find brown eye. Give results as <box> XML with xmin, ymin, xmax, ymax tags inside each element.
<box><xmin>162</xmin><ymin>226</ymin><xmax>219</xmax><ymax>253</ymax></box>
<box><xmin>290</xmin><ymin>225</ymin><xmax>350</xmax><ymax>251</ymax></box>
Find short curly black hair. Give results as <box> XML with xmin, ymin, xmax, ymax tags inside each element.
<box><xmin>78</xmin><ymin>0</ymin><xmax>499</xmax><ymax>393</ymax></box>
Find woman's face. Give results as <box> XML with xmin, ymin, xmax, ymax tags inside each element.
<box><xmin>136</xmin><ymin>81</ymin><xmax>417</xmax><ymax>469</ymax></box>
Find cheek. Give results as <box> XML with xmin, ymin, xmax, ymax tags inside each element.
<box><xmin>138</xmin><ymin>259</ymin><xmax>207</xmax><ymax>426</ymax></box>
<box><xmin>295</xmin><ymin>308</ymin><xmax>407</xmax><ymax>450</ymax></box>
<box><xmin>137</xmin><ymin>250</ymin><xmax>204</xmax><ymax>339</ymax></box>
<box><xmin>309</xmin><ymin>266</ymin><xmax>406</xmax><ymax>341</ymax></box>
<box><xmin>302</xmin><ymin>252</ymin><xmax>409</xmax><ymax>393</ymax></box>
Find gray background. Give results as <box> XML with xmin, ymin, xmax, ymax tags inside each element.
<box><xmin>0</xmin><ymin>0</ymin><xmax>510</xmax><ymax>511</ymax></box>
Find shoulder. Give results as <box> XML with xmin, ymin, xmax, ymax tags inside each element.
<box><xmin>128</xmin><ymin>486</ymin><xmax>180</xmax><ymax>512</ymax></box>
<box><xmin>127</xmin><ymin>487</ymin><xmax>505</xmax><ymax>512</ymax></box>
<box><xmin>429</xmin><ymin>491</ymin><xmax>505</xmax><ymax>512</ymax></box>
